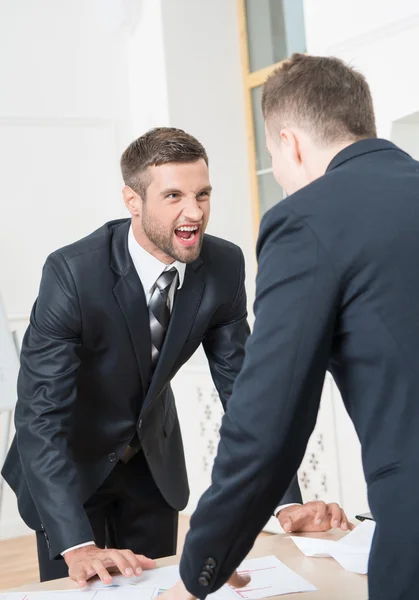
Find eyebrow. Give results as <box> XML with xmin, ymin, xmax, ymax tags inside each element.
<box><xmin>160</xmin><ymin>188</ymin><xmax>183</xmax><ymax>196</ymax></box>
<box><xmin>160</xmin><ymin>185</ymin><xmax>213</xmax><ymax>196</ymax></box>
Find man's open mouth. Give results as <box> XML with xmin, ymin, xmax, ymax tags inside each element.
<box><xmin>174</xmin><ymin>225</ymin><xmax>200</xmax><ymax>246</ymax></box>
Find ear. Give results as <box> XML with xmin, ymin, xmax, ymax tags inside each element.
<box><xmin>122</xmin><ymin>185</ymin><xmax>142</xmax><ymax>216</ymax></box>
<box><xmin>280</xmin><ymin>129</ymin><xmax>302</xmax><ymax>165</ymax></box>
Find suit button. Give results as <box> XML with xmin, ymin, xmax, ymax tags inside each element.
<box><xmin>202</xmin><ymin>565</ymin><xmax>214</xmax><ymax>575</ymax></box>
<box><xmin>108</xmin><ymin>452</ymin><xmax>117</xmax><ymax>462</ymax></box>
<box><xmin>206</xmin><ymin>558</ymin><xmax>217</xmax><ymax>568</ymax></box>
<box><xmin>198</xmin><ymin>574</ymin><xmax>210</xmax><ymax>587</ymax></box>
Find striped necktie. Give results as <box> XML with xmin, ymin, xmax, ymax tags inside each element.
<box><xmin>148</xmin><ymin>267</ymin><xmax>178</xmax><ymax>369</ymax></box>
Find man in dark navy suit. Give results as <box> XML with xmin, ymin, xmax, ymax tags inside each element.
<box><xmin>163</xmin><ymin>54</ymin><xmax>419</xmax><ymax>600</ymax></box>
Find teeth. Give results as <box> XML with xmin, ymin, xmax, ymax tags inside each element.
<box><xmin>177</xmin><ymin>226</ymin><xmax>198</xmax><ymax>232</ymax></box>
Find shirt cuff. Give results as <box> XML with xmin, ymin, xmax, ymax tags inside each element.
<box><xmin>274</xmin><ymin>503</ymin><xmax>301</xmax><ymax>517</ymax></box>
<box><xmin>61</xmin><ymin>541</ymin><xmax>95</xmax><ymax>556</ymax></box>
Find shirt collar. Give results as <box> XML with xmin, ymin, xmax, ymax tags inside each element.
<box><xmin>128</xmin><ymin>225</ymin><xmax>186</xmax><ymax>296</ymax></box>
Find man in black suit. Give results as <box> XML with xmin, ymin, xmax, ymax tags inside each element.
<box><xmin>1</xmin><ymin>127</ymin><xmax>347</xmax><ymax>585</ymax></box>
<box><xmin>162</xmin><ymin>55</ymin><xmax>419</xmax><ymax>600</ymax></box>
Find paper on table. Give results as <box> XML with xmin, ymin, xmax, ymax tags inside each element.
<box><xmin>291</xmin><ymin>520</ymin><xmax>376</xmax><ymax>575</ymax></box>
<box><xmin>81</xmin><ymin>565</ymin><xmax>237</xmax><ymax>600</ymax></box>
<box><xmin>1</xmin><ymin>589</ymin><xmax>158</xmax><ymax>600</ymax></box>
<box><xmin>0</xmin><ymin>593</ymin><xmax>91</xmax><ymax>600</ymax></box>
<box><xmin>340</xmin><ymin>519</ymin><xmax>376</xmax><ymax>549</ymax></box>
<box><xmin>81</xmin><ymin>565</ymin><xmax>180</xmax><ymax>591</ymax></box>
<box><xmin>287</xmin><ymin>536</ymin><xmax>336</xmax><ymax>558</ymax></box>
<box><xmin>329</xmin><ymin>520</ymin><xmax>375</xmax><ymax>574</ymax></box>
<box><xmin>231</xmin><ymin>555</ymin><xmax>317</xmax><ymax>599</ymax></box>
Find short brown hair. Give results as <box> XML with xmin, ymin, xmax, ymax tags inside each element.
<box><xmin>262</xmin><ymin>53</ymin><xmax>377</xmax><ymax>144</ymax></box>
<box><xmin>121</xmin><ymin>127</ymin><xmax>208</xmax><ymax>199</ymax></box>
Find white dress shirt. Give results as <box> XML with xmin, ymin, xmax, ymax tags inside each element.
<box><xmin>127</xmin><ymin>225</ymin><xmax>186</xmax><ymax>307</ymax></box>
<box><xmin>61</xmin><ymin>226</ymin><xmax>185</xmax><ymax>556</ymax></box>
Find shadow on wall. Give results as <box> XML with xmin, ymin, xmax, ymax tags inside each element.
<box><xmin>391</xmin><ymin>111</ymin><xmax>419</xmax><ymax>160</ymax></box>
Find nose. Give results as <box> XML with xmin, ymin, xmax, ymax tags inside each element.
<box><xmin>182</xmin><ymin>196</ymin><xmax>203</xmax><ymax>222</ymax></box>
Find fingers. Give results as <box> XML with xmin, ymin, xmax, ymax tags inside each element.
<box><xmin>313</xmin><ymin>501</ymin><xmax>328</xmax><ymax>526</ymax></box>
<box><xmin>68</xmin><ymin>563</ymin><xmax>86</xmax><ymax>587</ymax></box>
<box><xmin>326</xmin><ymin>504</ymin><xmax>353</xmax><ymax>530</ymax></box>
<box><xmin>279</xmin><ymin>502</ymin><xmax>322</xmax><ymax>532</ymax></box>
<box><xmin>107</xmin><ymin>550</ymin><xmax>135</xmax><ymax>577</ymax></box>
<box><xmin>118</xmin><ymin>550</ymin><xmax>144</xmax><ymax>576</ymax></box>
<box><xmin>327</xmin><ymin>502</ymin><xmax>342</xmax><ymax>528</ymax></box>
<box><xmin>278</xmin><ymin>510</ymin><xmax>295</xmax><ymax>533</ymax></box>
<box><xmin>66</xmin><ymin>547</ymin><xmax>154</xmax><ymax>587</ymax></box>
<box><xmin>338</xmin><ymin>509</ymin><xmax>350</xmax><ymax>531</ymax></box>
<box><xmin>228</xmin><ymin>571</ymin><xmax>251</xmax><ymax>589</ymax></box>
<box><xmin>279</xmin><ymin>515</ymin><xmax>292</xmax><ymax>533</ymax></box>
<box><xmin>92</xmin><ymin>558</ymin><xmax>113</xmax><ymax>584</ymax></box>
<box><xmin>340</xmin><ymin>510</ymin><xmax>355</xmax><ymax>531</ymax></box>
<box><xmin>118</xmin><ymin>551</ymin><xmax>156</xmax><ymax>576</ymax></box>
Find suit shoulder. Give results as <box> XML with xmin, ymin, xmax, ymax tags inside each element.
<box><xmin>260</xmin><ymin>172</ymin><xmax>344</xmax><ymax>237</ymax></box>
<box><xmin>47</xmin><ymin>219</ymin><xmax>129</xmax><ymax>265</ymax></box>
<box><xmin>200</xmin><ymin>235</ymin><xmax>246</xmax><ymax>306</ymax></box>
<box><xmin>200</xmin><ymin>233</ymin><xmax>243</xmax><ymax>265</ymax></box>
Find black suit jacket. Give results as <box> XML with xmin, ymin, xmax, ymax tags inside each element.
<box><xmin>179</xmin><ymin>139</ymin><xmax>419</xmax><ymax>598</ymax></box>
<box><xmin>2</xmin><ymin>219</ymin><xmax>300</xmax><ymax>558</ymax></box>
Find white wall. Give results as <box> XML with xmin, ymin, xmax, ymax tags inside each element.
<box><xmin>391</xmin><ymin>114</ymin><xmax>419</xmax><ymax>159</ymax></box>
<box><xmin>0</xmin><ymin>0</ymin><xmax>141</xmax><ymax>323</ymax></box>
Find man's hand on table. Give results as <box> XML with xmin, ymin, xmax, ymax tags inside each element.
<box><xmin>63</xmin><ymin>544</ymin><xmax>156</xmax><ymax>587</ymax></box>
<box><xmin>277</xmin><ymin>501</ymin><xmax>354</xmax><ymax>533</ymax></box>
<box><xmin>159</xmin><ymin>571</ymin><xmax>251</xmax><ymax>600</ymax></box>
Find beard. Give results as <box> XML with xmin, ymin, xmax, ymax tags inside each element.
<box><xmin>142</xmin><ymin>207</ymin><xmax>204</xmax><ymax>264</ymax></box>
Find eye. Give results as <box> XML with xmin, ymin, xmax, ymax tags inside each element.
<box><xmin>198</xmin><ymin>190</ymin><xmax>210</xmax><ymax>199</ymax></box>
<box><xmin>167</xmin><ymin>193</ymin><xmax>180</xmax><ymax>199</ymax></box>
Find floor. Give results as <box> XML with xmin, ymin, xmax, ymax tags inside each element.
<box><xmin>0</xmin><ymin>516</ymin><xmax>270</xmax><ymax>591</ymax></box>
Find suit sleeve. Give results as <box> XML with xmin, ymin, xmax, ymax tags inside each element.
<box><xmin>278</xmin><ymin>473</ymin><xmax>303</xmax><ymax>505</ymax></box>
<box><xmin>179</xmin><ymin>207</ymin><xmax>339</xmax><ymax>598</ymax></box>
<box><xmin>15</xmin><ymin>253</ymin><xmax>94</xmax><ymax>558</ymax></box>
<box><xmin>202</xmin><ymin>247</ymin><xmax>250</xmax><ymax>410</ymax></box>
<box><xmin>202</xmin><ymin>246</ymin><xmax>303</xmax><ymax>506</ymax></box>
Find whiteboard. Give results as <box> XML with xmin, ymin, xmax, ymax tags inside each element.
<box><xmin>0</xmin><ymin>294</ymin><xmax>19</xmax><ymax>412</ymax></box>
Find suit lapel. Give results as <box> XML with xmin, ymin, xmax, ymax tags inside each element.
<box><xmin>142</xmin><ymin>259</ymin><xmax>205</xmax><ymax>414</ymax></box>
<box><xmin>110</xmin><ymin>221</ymin><xmax>151</xmax><ymax>396</ymax></box>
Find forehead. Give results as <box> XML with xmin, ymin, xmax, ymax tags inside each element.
<box><xmin>147</xmin><ymin>159</ymin><xmax>210</xmax><ymax>189</ymax></box>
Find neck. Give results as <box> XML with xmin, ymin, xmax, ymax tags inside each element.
<box><xmin>309</xmin><ymin>139</ymin><xmax>356</xmax><ymax>178</ymax></box>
